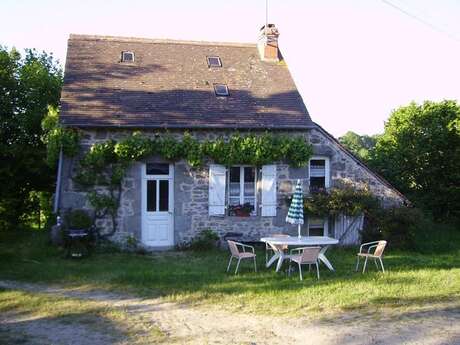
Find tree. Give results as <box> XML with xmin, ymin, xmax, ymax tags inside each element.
<box><xmin>339</xmin><ymin>131</ymin><xmax>379</xmax><ymax>161</ymax></box>
<box><xmin>0</xmin><ymin>47</ymin><xmax>62</xmax><ymax>230</ymax></box>
<box><xmin>370</xmin><ymin>100</ymin><xmax>460</xmax><ymax>221</ymax></box>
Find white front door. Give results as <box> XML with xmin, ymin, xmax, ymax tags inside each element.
<box><xmin>141</xmin><ymin>163</ymin><xmax>174</xmax><ymax>247</ymax></box>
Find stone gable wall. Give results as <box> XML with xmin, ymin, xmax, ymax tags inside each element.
<box><xmin>58</xmin><ymin>128</ymin><xmax>404</xmax><ymax>247</ymax></box>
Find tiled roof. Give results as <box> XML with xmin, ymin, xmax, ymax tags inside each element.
<box><xmin>60</xmin><ymin>34</ymin><xmax>313</xmax><ymax>129</ymax></box>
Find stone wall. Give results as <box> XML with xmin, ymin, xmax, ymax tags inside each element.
<box><xmin>309</xmin><ymin>127</ymin><xmax>404</xmax><ymax>206</ymax></box>
<box><xmin>174</xmin><ymin>161</ymin><xmax>308</xmax><ymax>245</ymax></box>
<box><xmin>58</xmin><ymin>127</ymin><xmax>405</xmax><ymax>247</ymax></box>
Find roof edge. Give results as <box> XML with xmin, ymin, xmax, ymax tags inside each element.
<box><xmin>312</xmin><ymin>122</ymin><xmax>409</xmax><ymax>203</ymax></box>
<box><xmin>68</xmin><ymin>34</ymin><xmax>256</xmax><ymax>48</ymax></box>
<box><xmin>61</xmin><ymin>122</ymin><xmax>316</xmax><ymax>130</ymax></box>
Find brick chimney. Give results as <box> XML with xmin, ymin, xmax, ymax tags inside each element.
<box><xmin>258</xmin><ymin>24</ymin><xmax>280</xmax><ymax>62</ymax></box>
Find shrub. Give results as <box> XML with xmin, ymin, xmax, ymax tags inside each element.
<box><xmin>190</xmin><ymin>229</ymin><xmax>220</xmax><ymax>251</ymax></box>
<box><xmin>125</xmin><ymin>234</ymin><xmax>139</xmax><ymax>251</ymax></box>
<box><xmin>362</xmin><ymin>206</ymin><xmax>426</xmax><ymax>249</ymax></box>
<box><xmin>301</xmin><ymin>186</ymin><xmax>380</xmax><ymax>217</ymax></box>
<box><xmin>414</xmin><ymin>221</ymin><xmax>460</xmax><ymax>253</ymax></box>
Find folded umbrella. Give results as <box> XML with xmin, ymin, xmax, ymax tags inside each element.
<box><xmin>286</xmin><ymin>179</ymin><xmax>304</xmax><ymax>238</ymax></box>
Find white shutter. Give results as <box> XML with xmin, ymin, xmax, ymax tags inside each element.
<box><xmin>261</xmin><ymin>165</ymin><xmax>277</xmax><ymax>217</ymax></box>
<box><xmin>208</xmin><ymin>164</ymin><xmax>226</xmax><ymax>216</ymax></box>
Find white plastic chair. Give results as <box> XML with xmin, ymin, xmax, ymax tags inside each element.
<box><xmin>226</xmin><ymin>240</ymin><xmax>257</xmax><ymax>274</ymax></box>
<box><xmin>356</xmin><ymin>240</ymin><xmax>387</xmax><ymax>273</ymax></box>
<box><xmin>288</xmin><ymin>246</ymin><xmax>321</xmax><ymax>280</ymax></box>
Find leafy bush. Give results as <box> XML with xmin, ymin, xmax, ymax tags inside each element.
<box><xmin>42</xmin><ymin>106</ymin><xmax>80</xmax><ymax>167</ymax></box>
<box><xmin>190</xmin><ymin>229</ymin><xmax>220</xmax><ymax>251</ymax></box>
<box><xmin>124</xmin><ymin>234</ymin><xmax>139</xmax><ymax>251</ymax></box>
<box><xmin>369</xmin><ymin>100</ymin><xmax>460</xmax><ymax>221</ymax></box>
<box><xmin>297</xmin><ymin>185</ymin><xmax>424</xmax><ymax>250</ymax></box>
<box><xmin>362</xmin><ymin>206</ymin><xmax>426</xmax><ymax>250</ymax></box>
<box><xmin>414</xmin><ymin>221</ymin><xmax>460</xmax><ymax>253</ymax></box>
<box><xmin>301</xmin><ymin>186</ymin><xmax>380</xmax><ymax>217</ymax></box>
<box><xmin>65</xmin><ymin>209</ymin><xmax>93</xmax><ymax>229</ymax></box>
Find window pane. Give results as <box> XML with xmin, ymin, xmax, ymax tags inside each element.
<box><xmin>229</xmin><ymin>197</ymin><xmax>240</xmax><ymax>206</ymax></box>
<box><xmin>309</xmin><ymin>227</ymin><xmax>324</xmax><ymax>236</ymax></box>
<box><xmin>244</xmin><ymin>167</ymin><xmax>255</xmax><ymax>182</ymax></box>
<box><xmin>159</xmin><ymin>180</ymin><xmax>169</xmax><ymax>211</ymax></box>
<box><xmin>310</xmin><ymin>177</ymin><xmax>326</xmax><ymax>192</ymax></box>
<box><xmin>207</xmin><ymin>56</ymin><xmax>222</xmax><ymax>67</ymax></box>
<box><xmin>122</xmin><ymin>51</ymin><xmax>134</xmax><ymax>62</ymax></box>
<box><xmin>310</xmin><ymin>159</ymin><xmax>325</xmax><ymax>177</ymax></box>
<box><xmin>229</xmin><ymin>167</ymin><xmax>240</xmax><ymax>182</ymax></box>
<box><xmin>214</xmin><ymin>84</ymin><xmax>229</xmax><ymax>96</ymax></box>
<box><xmin>229</xmin><ymin>167</ymin><xmax>240</xmax><ymax>198</ymax></box>
<box><xmin>243</xmin><ymin>167</ymin><xmax>255</xmax><ymax>214</ymax></box>
<box><xmin>243</xmin><ymin>167</ymin><xmax>255</xmax><ymax>197</ymax></box>
<box><xmin>228</xmin><ymin>166</ymin><xmax>256</xmax><ymax>216</ymax></box>
<box><xmin>146</xmin><ymin>163</ymin><xmax>169</xmax><ymax>175</ymax></box>
<box><xmin>309</xmin><ymin>218</ymin><xmax>325</xmax><ymax>236</ymax></box>
<box><xmin>147</xmin><ymin>180</ymin><xmax>156</xmax><ymax>212</ymax></box>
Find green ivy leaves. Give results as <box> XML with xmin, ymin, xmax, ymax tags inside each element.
<box><xmin>77</xmin><ymin>131</ymin><xmax>313</xmax><ymax>171</ymax></box>
<box><xmin>66</xmin><ymin>131</ymin><xmax>313</xmax><ymax>239</ymax></box>
<box><xmin>74</xmin><ymin>131</ymin><xmax>312</xmax><ymax>212</ymax></box>
<box><xmin>201</xmin><ymin>133</ymin><xmax>313</xmax><ymax>167</ymax></box>
<box><xmin>41</xmin><ymin>106</ymin><xmax>80</xmax><ymax>166</ymax></box>
<box><xmin>302</xmin><ymin>186</ymin><xmax>380</xmax><ymax>217</ymax></box>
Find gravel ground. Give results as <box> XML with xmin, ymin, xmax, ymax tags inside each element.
<box><xmin>1</xmin><ymin>280</ymin><xmax>459</xmax><ymax>345</ymax></box>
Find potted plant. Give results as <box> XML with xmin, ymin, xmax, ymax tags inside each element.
<box><xmin>229</xmin><ymin>203</ymin><xmax>253</xmax><ymax>217</ymax></box>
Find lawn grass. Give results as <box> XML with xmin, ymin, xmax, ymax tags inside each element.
<box><xmin>1</xmin><ymin>229</ymin><xmax>460</xmax><ymax>317</ymax></box>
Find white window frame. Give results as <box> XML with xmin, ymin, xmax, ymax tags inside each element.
<box><xmin>309</xmin><ymin>156</ymin><xmax>330</xmax><ymax>189</ymax></box>
<box><xmin>227</xmin><ymin>165</ymin><xmax>257</xmax><ymax>216</ymax></box>
<box><xmin>121</xmin><ymin>51</ymin><xmax>135</xmax><ymax>62</ymax></box>
<box><xmin>214</xmin><ymin>84</ymin><xmax>229</xmax><ymax>96</ymax></box>
<box><xmin>307</xmin><ymin>217</ymin><xmax>329</xmax><ymax>237</ymax></box>
<box><xmin>143</xmin><ymin>163</ymin><xmax>174</xmax><ymax>213</ymax></box>
<box><xmin>207</xmin><ymin>56</ymin><xmax>222</xmax><ymax>67</ymax></box>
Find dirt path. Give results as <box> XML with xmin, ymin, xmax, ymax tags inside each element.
<box><xmin>1</xmin><ymin>280</ymin><xmax>459</xmax><ymax>345</ymax></box>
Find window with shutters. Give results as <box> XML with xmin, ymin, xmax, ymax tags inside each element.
<box><xmin>228</xmin><ymin>166</ymin><xmax>256</xmax><ymax>216</ymax></box>
<box><xmin>309</xmin><ymin>156</ymin><xmax>330</xmax><ymax>193</ymax></box>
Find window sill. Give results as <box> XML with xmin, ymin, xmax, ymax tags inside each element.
<box><xmin>227</xmin><ymin>215</ymin><xmax>257</xmax><ymax>218</ymax></box>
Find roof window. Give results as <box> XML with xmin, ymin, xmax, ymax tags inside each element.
<box><xmin>121</xmin><ymin>51</ymin><xmax>135</xmax><ymax>62</ymax></box>
<box><xmin>214</xmin><ymin>84</ymin><xmax>229</xmax><ymax>97</ymax></box>
<box><xmin>207</xmin><ymin>56</ymin><xmax>222</xmax><ymax>67</ymax></box>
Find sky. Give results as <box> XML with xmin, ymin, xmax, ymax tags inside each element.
<box><xmin>1</xmin><ymin>0</ymin><xmax>460</xmax><ymax>137</ymax></box>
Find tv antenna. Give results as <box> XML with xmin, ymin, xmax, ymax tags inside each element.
<box><xmin>265</xmin><ymin>0</ymin><xmax>269</xmax><ymax>28</ymax></box>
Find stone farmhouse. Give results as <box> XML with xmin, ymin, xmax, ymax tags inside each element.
<box><xmin>57</xmin><ymin>25</ymin><xmax>405</xmax><ymax>248</ymax></box>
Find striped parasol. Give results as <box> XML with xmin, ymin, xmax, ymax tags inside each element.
<box><xmin>286</xmin><ymin>179</ymin><xmax>304</xmax><ymax>238</ymax></box>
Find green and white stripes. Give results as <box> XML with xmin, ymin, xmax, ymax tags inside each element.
<box><xmin>286</xmin><ymin>179</ymin><xmax>304</xmax><ymax>225</ymax></box>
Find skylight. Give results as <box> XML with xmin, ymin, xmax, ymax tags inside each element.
<box><xmin>121</xmin><ymin>51</ymin><xmax>135</xmax><ymax>62</ymax></box>
<box><xmin>214</xmin><ymin>84</ymin><xmax>229</xmax><ymax>97</ymax></box>
<box><xmin>207</xmin><ymin>56</ymin><xmax>222</xmax><ymax>68</ymax></box>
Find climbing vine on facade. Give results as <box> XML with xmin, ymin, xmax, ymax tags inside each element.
<box><xmin>59</xmin><ymin>131</ymin><xmax>313</xmax><ymax>239</ymax></box>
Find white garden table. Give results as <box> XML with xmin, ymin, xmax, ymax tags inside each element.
<box><xmin>260</xmin><ymin>236</ymin><xmax>339</xmax><ymax>273</ymax></box>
